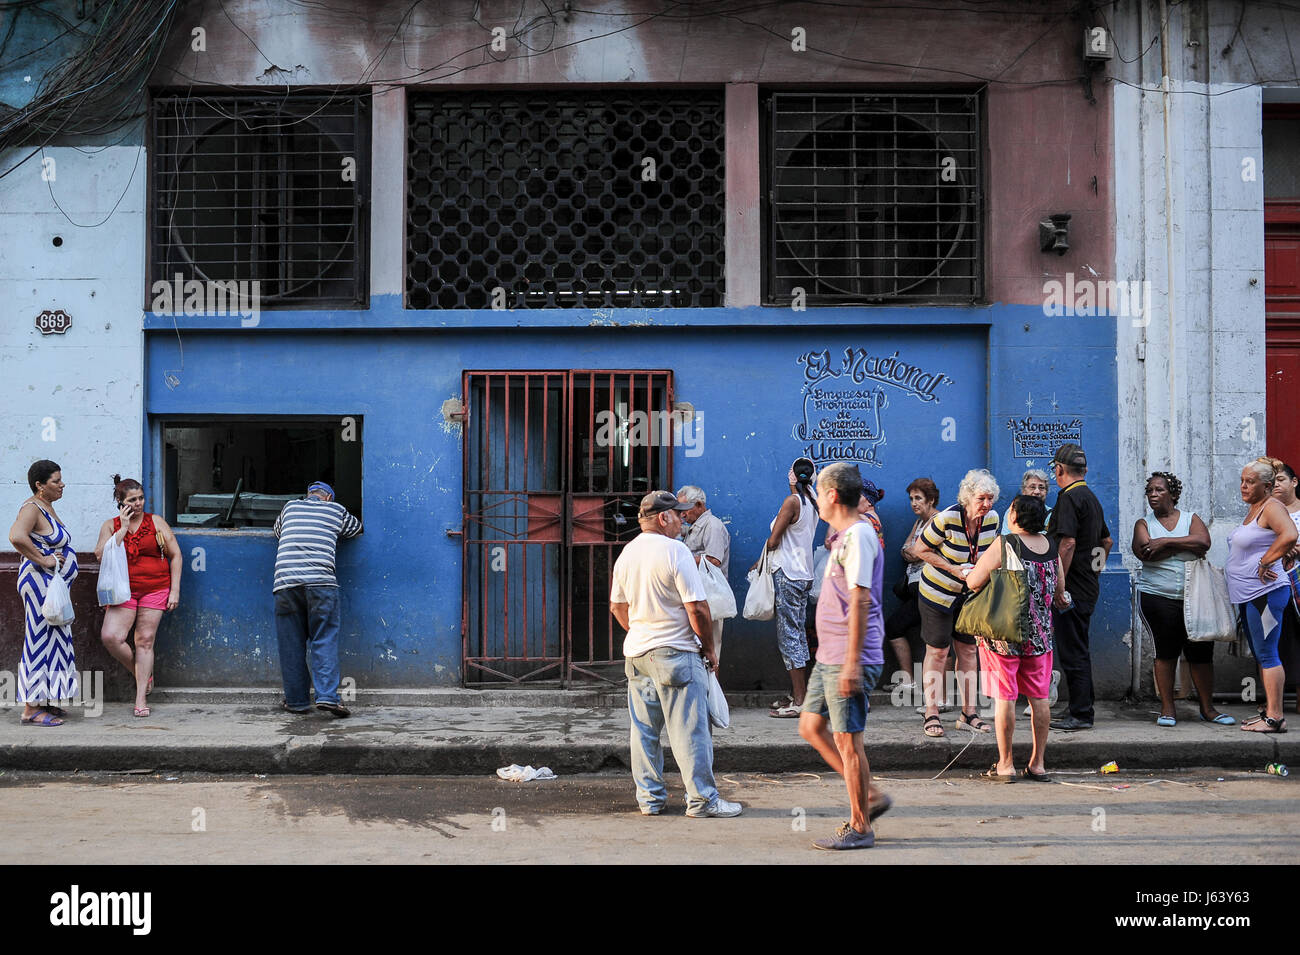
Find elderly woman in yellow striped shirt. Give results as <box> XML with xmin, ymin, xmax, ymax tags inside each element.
<box><xmin>912</xmin><ymin>469</ymin><xmax>1001</xmax><ymax>738</ymax></box>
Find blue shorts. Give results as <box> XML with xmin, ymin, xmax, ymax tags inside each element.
<box><xmin>801</xmin><ymin>662</ymin><xmax>883</xmax><ymax>734</ymax></box>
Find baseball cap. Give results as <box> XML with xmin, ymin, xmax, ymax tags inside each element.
<box><xmin>1052</xmin><ymin>444</ymin><xmax>1087</xmax><ymax>469</ymax></box>
<box><xmin>639</xmin><ymin>490</ymin><xmax>692</xmax><ymax>519</ymax></box>
<box><xmin>308</xmin><ymin>481</ymin><xmax>335</xmax><ymax>498</ymax></box>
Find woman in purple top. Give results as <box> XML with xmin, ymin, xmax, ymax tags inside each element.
<box><xmin>1225</xmin><ymin>459</ymin><xmax>1298</xmax><ymax>733</ymax></box>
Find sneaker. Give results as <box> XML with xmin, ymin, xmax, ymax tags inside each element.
<box><xmin>813</xmin><ymin>821</ymin><xmax>875</xmax><ymax>850</ymax></box>
<box><xmin>640</xmin><ymin>807</ymin><xmax>663</xmax><ymax>816</ymax></box>
<box><xmin>687</xmin><ymin>798</ymin><xmax>743</xmax><ymax>818</ymax></box>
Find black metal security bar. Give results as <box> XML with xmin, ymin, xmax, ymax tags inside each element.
<box><xmin>765</xmin><ymin>91</ymin><xmax>981</xmax><ymax>305</ymax></box>
<box><xmin>151</xmin><ymin>93</ymin><xmax>369</xmax><ymax>309</ymax></box>
<box><xmin>407</xmin><ymin>91</ymin><xmax>725</xmax><ymax>309</ymax></box>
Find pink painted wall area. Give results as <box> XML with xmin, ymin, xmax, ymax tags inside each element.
<box><xmin>156</xmin><ymin>0</ymin><xmax>1115</xmax><ymax>305</ymax></box>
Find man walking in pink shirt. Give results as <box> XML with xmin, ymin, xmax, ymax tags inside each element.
<box><xmin>798</xmin><ymin>463</ymin><xmax>892</xmax><ymax>850</ymax></box>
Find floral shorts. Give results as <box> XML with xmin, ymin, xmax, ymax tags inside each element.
<box><xmin>774</xmin><ymin>568</ymin><xmax>811</xmax><ymax>670</ymax></box>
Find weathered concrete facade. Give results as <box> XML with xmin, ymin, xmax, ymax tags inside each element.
<box><xmin>3</xmin><ymin>1</ymin><xmax>1172</xmax><ymax>699</ymax></box>
<box><xmin>1110</xmin><ymin>0</ymin><xmax>1300</xmax><ymax>694</ymax></box>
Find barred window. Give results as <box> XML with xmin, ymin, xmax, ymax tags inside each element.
<box><xmin>764</xmin><ymin>92</ymin><xmax>981</xmax><ymax>305</ymax></box>
<box><xmin>150</xmin><ymin>93</ymin><xmax>369</xmax><ymax>310</ymax></box>
<box><xmin>407</xmin><ymin>91</ymin><xmax>725</xmax><ymax>309</ymax></box>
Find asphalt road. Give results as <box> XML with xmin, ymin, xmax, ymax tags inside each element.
<box><xmin>1</xmin><ymin>767</ymin><xmax>1294</xmax><ymax>864</ymax></box>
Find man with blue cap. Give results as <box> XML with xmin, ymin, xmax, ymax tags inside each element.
<box><xmin>272</xmin><ymin>481</ymin><xmax>362</xmax><ymax>717</ymax></box>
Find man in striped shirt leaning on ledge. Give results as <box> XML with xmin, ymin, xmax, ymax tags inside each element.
<box><xmin>272</xmin><ymin>481</ymin><xmax>362</xmax><ymax>718</ymax></box>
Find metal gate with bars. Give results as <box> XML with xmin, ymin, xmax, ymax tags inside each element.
<box><xmin>461</xmin><ymin>370</ymin><xmax>674</xmax><ymax>685</ymax></box>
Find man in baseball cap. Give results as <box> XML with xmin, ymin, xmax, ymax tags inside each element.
<box><xmin>271</xmin><ymin>480</ymin><xmax>361</xmax><ymax>718</ymax></box>
<box><xmin>1046</xmin><ymin>443</ymin><xmax>1112</xmax><ymax>730</ymax></box>
<box><xmin>609</xmin><ymin>489</ymin><xmax>741</xmax><ymax>818</ymax></box>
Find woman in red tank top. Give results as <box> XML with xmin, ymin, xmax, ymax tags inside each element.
<box><xmin>93</xmin><ymin>476</ymin><xmax>181</xmax><ymax>718</ymax></box>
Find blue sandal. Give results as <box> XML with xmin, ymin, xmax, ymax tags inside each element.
<box><xmin>21</xmin><ymin>710</ymin><xmax>63</xmax><ymax>727</ymax></box>
<box><xmin>1156</xmin><ymin>715</ymin><xmax>1176</xmax><ymax>727</ymax></box>
<box><xmin>1199</xmin><ymin>711</ymin><xmax>1236</xmax><ymax>725</ymax></box>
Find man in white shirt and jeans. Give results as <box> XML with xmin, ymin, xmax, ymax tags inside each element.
<box><xmin>610</xmin><ymin>490</ymin><xmax>742</xmax><ymax>819</ymax></box>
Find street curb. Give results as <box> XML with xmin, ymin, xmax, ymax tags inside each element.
<box><xmin>3</xmin><ymin>736</ymin><xmax>1296</xmax><ymax>776</ymax></box>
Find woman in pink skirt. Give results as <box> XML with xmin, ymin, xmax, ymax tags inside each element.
<box><xmin>965</xmin><ymin>494</ymin><xmax>1066</xmax><ymax>782</ymax></box>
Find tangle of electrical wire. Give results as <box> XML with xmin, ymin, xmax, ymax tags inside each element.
<box><xmin>0</xmin><ymin>0</ymin><xmax>182</xmax><ymax>180</ymax></box>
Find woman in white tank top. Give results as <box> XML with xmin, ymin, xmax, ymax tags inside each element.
<box><xmin>751</xmin><ymin>457</ymin><xmax>821</xmax><ymax>716</ymax></box>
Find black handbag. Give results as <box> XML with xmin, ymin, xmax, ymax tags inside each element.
<box><xmin>892</xmin><ymin>571</ymin><xmax>912</xmax><ymax>602</ymax></box>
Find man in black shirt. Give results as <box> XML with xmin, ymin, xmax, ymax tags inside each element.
<box><xmin>1046</xmin><ymin>443</ymin><xmax>1112</xmax><ymax>729</ymax></box>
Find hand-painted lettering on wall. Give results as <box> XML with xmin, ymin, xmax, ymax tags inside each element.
<box><xmin>1007</xmin><ymin>416</ymin><xmax>1083</xmax><ymax>458</ymax></box>
<box><xmin>795</xmin><ymin>348</ymin><xmax>952</xmax><ymax>468</ymax></box>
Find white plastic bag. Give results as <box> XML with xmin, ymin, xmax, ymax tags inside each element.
<box><xmin>1183</xmin><ymin>559</ymin><xmax>1235</xmax><ymax>642</ymax></box>
<box><xmin>97</xmin><ymin>536</ymin><xmax>131</xmax><ymax>607</ymax></box>
<box><xmin>808</xmin><ymin>545</ymin><xmax>829</xmax><ymax>605</ymax></box>
<box><xmin>706</xmin><ymin>669</ymin><xmax>730</xmax><ymax>729</ymax></box>
<box><xmin>699</xmin><ymin>559</ymin><xmax>737</xmax><ymax>620</ymax></box>
<box><xmin>41</xmin><ymin>557</ymin><xmax>75</xmax><ymax>627</ymax></box>
<box><xmin>742</xmin><ymin>548</ymin><xmax>775</xmax><ymax>621</ymax></box>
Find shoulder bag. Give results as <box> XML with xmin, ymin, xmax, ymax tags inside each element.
<box><xmin>956</xmin><ymin>534</ymin><xmax>1030</xmax><ymax>645</ymax></box>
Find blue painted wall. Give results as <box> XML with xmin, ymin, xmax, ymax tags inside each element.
<box><xmin>144</xmin><ymin>302</ymin><xmax>1121</xmax><ymax>693</ymax></box>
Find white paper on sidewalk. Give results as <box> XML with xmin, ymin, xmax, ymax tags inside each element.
<box><xmin>495</xmin><ymin>764</ymin><xmax>558</xmax><ymax>782</ymax></box>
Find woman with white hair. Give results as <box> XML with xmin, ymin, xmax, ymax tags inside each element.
<box><xmin>913</xmin><ymin>468</ymin><xmax>1001</xmax><ymax>738</ymax></box>
<box><xmin>1226</xmin><ymin>458</ymin><xmax>1298</xmax><ymax>733</ymax></box>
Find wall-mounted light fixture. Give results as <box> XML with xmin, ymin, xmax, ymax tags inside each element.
<box><xmin>1039</xmin><ymin>214</ymin><xmax>1071</xmax><ymax>256</ymax></box>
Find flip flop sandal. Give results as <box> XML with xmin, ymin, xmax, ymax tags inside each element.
<box><xmin>957</xmin><ymin>711</ymin><xmax>992</xmax><ymax>733</ymax></box>
<box><xmin>1020</xmin><ymin>767</ymin><xmax>1052</xmax><ymax>782</ymax></box>
<box><xmin>21</xmin><ymin>711</ymin><xmax>63</xmax><ymax>726</ymax></box>
<box><xmin>769</xmin><ymin>695</ymin><xmax>794</xmax><ymax>710</ymax></box>
<box><xmin>922</xmin><ymin>714</ymin><xmax>944</xmax><ymax>738</ymax></box>
<box><xmin>1156</xmin><ymin>715</ymin><xmax>1177</xmax><ymax>727</ymax></box>
<box><xmin>769</xmin><ymin>702</ymin><xmax>800</xmax><ymax>718</ymax></box>
<box><xmin>1241</xmin><ymin>715</ymin><xmax>1287</xmax><ymax>733</ymax></box>
<box><xmin>133</xmin><ymin>706</ymin><xmax>151</xmax><ymax>718</ymax></box>
<box><xmin>1198</xmin><ymin>712</ymin><xmax>1236</xmax><ymax>725</ymax></box>
<box><xmin>982</xmin><ymin>764</ymin><xmax>1016</xmax><ymax>783</ymax></box>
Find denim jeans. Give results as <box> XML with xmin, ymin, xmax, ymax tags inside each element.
<box><xmin>275</xmin><ymin>585</ymin><xmax>342</xmax><ymax>707</ymax></box>
<box><xmin>625</xmin><ymin>647</ymin><xmax>719</xmax><ymax>815</ymax></box>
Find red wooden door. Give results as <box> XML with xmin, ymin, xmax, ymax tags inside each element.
<box><xmin>1266</xmin><ymin>205</ymin><xmax>1300</xmax><ymax>469</ymax></box>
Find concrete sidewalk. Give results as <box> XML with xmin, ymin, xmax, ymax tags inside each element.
<box><xmin>2</xmin><ymin>689</ymin><xmax>1296</xmax><ymax>776</ymax></box>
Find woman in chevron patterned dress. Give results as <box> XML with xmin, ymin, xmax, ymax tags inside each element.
<box><xmin>7</xmin><ymin>460</ymin><xmax>78</xmax><ymax>726</ymax></box>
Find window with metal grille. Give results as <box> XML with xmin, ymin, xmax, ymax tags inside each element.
<box><xmin>150</xmin><ymin>93</ymin><xmax>369</xmax><ymax>309</ymax></box>
<box><xmin>764</xmin><ymin>92</ymin><xmax>981</xmax><ymax>305</ymax></box>
<box><xmin>407</xmin><ymin>91</ymin><xmax>725</xmax><ymax>309</ymax></box>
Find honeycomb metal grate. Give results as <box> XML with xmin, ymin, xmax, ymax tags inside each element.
<box><xmin>407</xmin><ymin>90</ymin><xmax>725</xmax><ymax>309</ymax></box>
